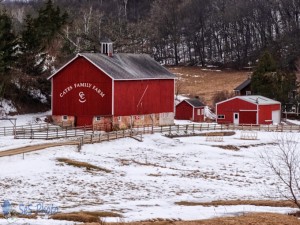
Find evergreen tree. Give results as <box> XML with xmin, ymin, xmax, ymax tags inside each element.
<box><xmin>19</xmin><ymin>0</ymin><xmax>68</xmax><ymax>77</ymax></box>
<box><xmin>251</xmin><ymin>51</ymin><xmax>297</xmax><ymax>105</ymax></box>
<box><xmin>0</xmin><ymin>10</ymin><xmax>17</xmax><ymax>97</ymax></box>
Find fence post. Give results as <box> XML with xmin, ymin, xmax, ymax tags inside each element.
<box><xmin>56</xmin><ymin>128</ymin><xmax>58</xmax><ymax>138</ymax></box>
<box><xmin>116</xmin><ymin>131</ymin><xmax>118</xmax><ymax>139</ymax></box>
<box><xmin>192</xmin><ymin>124</ymin><xmax>194</xmax><ymax>133</ymax></box>
<box><xmin>46</xmin><ymin>128</ymin><xmax>49</xmax><ymax>139</ymax></box>
<box><xmin>91</xmin><ymin>134</ymin><xmax>93</xmax><ymax>144</ymax></box>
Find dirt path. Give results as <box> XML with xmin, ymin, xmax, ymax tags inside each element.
<box><xmin>0</xmin><ymin>141</ymin><xmax>79</xmax><ymax>158</ymax></box>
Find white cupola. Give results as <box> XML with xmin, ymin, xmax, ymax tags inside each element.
<box><xmin>100</xmin><ymin>38</ymin><xmax>113</xmax><ymax>57</ymax></box>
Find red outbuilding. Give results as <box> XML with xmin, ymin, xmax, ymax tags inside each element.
<box><xmin>175</xmin><ymin>98</ymin><xmax>206</xmax><ymax>122</ymax></box>
<box><xmin>216</xmin><ymin>95</ymin><xmax>281</xmax><ymax>125</ymax></box>
<box><xmin>48</xmin><ymin>42</ymin><xmax>176</xmax><ymax>130</ymax></box>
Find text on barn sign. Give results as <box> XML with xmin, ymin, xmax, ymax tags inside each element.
<box><xmin>59</xmin><ymin>83</ymin><xmax>105</xmax><ymax>98</ymax></box>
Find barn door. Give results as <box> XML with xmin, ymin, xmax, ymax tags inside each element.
<box><xmin>233</xmin><ymin>113</ymin><xmax>239</xmax><ymax>125</ymax></box>
<box><xmin>272</xmin><ymin>110</ymin><xmax>281</xmax><ymax>124</ymax></box>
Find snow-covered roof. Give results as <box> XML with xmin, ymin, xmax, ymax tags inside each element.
<box><xmin>218</xmin><ymin>95</ymin><xmax>281</xmax><ymax>105</ymax></box>
<box><xmin>48</xmin><ymin>53</ymin><xmax>176</xmax><ymax>80</ymax></box>
<box><xmin>239</xmin><ymin>95</ymin><xmax>281</xmax><ymax>105</ymax></box>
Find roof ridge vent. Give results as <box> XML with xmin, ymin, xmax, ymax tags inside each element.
<box><xmin>100</xmin><ymin>38</ymin><xmax>113</xmax><ymax>57</ymax></box>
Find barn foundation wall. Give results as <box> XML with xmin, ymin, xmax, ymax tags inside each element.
<box><xmin>51</xmin><ymin>112</ymin><xmax>174</xmax><ymax>131</ymax></box>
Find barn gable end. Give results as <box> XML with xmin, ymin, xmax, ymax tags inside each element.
<box><xmin>216</xmin><ymin>95</ymin><xmax>281</xmax><ymax>125</ymax></box>
<box><xmin>175</xmin><ymin>99</ymin><xmax>206</xmax><ymax>122</ymax></box>
<box><xmin>49</xmin><ymin>53</ymin><xmax>176</xmax><ymax>129</ymax></box>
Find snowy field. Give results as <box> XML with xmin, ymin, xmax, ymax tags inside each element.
<box><xmin>0</xmin><ymin>115</ymin><xmax>300</xmax><ymax>224</ymax></box>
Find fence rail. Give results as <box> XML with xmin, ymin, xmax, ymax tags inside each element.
<box><xmin>5</xmin><ymin>122</ymin><xmax>300</xmax><ymax>140</ymax></box>
<box><xmin>0</xmin><ymin>123</ymin><xmax>72</xmax><ymax>136</ymax></box>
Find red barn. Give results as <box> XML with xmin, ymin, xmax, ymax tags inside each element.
<box><xmin>216</xmin><ymin>95</ymin><xmax>281</xmax><ymax>125</ymax></box>
<box><xmin>175</xmin><ymin>98</ymin><xmax>205</xmax><ymax>122</ymax></box>
<box><xmin>48</xmin><ymin>45</ymin><xmax>176</xmax><ymax>130</ymax></box>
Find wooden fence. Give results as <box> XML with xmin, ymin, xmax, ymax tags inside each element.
<box><xmin>4</xmin><ymin>122</ymin><xmax>300</xmax><ymax>140</ymax></box>
<box><xmin>76</xmin><ymin>129</ymin><xmax>143</xmax><ymax>151</ymax></box>
<box><xmin>0</xmin><ymin>123</ymin><xmax>71</xmax><ymax>136</ymax></box>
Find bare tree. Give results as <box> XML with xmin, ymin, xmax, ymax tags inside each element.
<box><xmin>260</xmin><ymin>133</ymin><xmax>300</xmax><ymax>208</ymax></box>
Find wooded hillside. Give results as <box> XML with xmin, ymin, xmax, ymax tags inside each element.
<box><xmin>0</xmin><ymin>0</ymin><xmax>300</xmax><ymax>113</ymax></box>
<box><xmin>3</xmin><ymin>0</ymin><xmax>300</xmax><ymax>68</ymax></box>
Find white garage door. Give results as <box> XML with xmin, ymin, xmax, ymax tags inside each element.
<box><xmin>272</xmin><ymin>110</ymin><xmax>281</xmax><ymax>124</ymax></box>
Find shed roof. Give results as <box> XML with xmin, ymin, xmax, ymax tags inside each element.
<box><xmin>234</xmin><ymin>79</ymin><xmax>251</xmax><ymax>91</ymax></box>
<box><xmin>217</xmin><ymin>95</ymin><xmax>281</xmax><ymax>106</ymax></box>
<box><xmin>184</xmin><ymin>98</ymin><xmax>206</xmax><ymax>108</ymax></box>
<box><xmin>238</xmin><ymin>95</ymin><xmax>281</xmax><ymax>105</ymax></box>
<box><xmin>48</xmin><ymin>53</ymin><xmax>176</xmax><ymax>80</ymax></box>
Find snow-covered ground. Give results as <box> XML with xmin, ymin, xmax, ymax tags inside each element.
<box><xmin>0</xmin><ymin>114</ymin><xmax>300</xmax><ymax>224</ymax></box>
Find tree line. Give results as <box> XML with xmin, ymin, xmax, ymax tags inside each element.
<box><xmin>3</xmin><ymin>0</ymin><xmax>300</xmax><ymax>68</ymax></box>
<box><xmin>0</xmin><ymin>0</ymin><xmax>300</xmax><ymax>110</ymax></box>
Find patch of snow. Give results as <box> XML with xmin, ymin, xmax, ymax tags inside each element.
<box><xmin>0</xmin><ymin>128</ymin><xmax>299</xmax><ymax>222</ymax></box>
<box><xmin>0</xmin><ymin>113</ymin><xmax>298</xmax><ymax>222</ymax></box>
<box><xmin>201</xmin><ymin>68</ymin><xmax>221</xmax><ymax>72</ymax></box>
<box><xmin>0</xmin><ymin>99</ymin><xmax>17</xmax><ymax>116</ymax></box>
<box><xmin>29</xmin><ymin>89</ymin><xmax>48</xmax><ymax>104</ymax></box>
<box><xmin>204</xmin><ymin>106</ymin><xmax>216</xmax><ymax>120</ymax></box>
<box><xmin>0</xmin><ymin>111</ymin><xmax>51</xmax><ymax>127</ymax></box>
<box><xmin>287</xmin><ymin>119</ymin><xmax>300</xmax><ymax>125</ymax></box>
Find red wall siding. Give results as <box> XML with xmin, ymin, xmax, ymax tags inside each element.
<box><xmin>239</xmin><ymin>111</ymin><xmax>257</xmax><ymax>124</ymax></box>
<box><xmin>258</xmin><ymin>104</ymin><xmax>281</xmax><ymax>124</ymax></box>
<box><xmin>52</xmin><ymin>57</ymin><xmax>112</xmax><ymax>126</ymax></box>
<box><xmin>216</xmin><ymin>98</ymin><xmax>257</xmax><ymax>124</ymax></box>
<box><xmin>175</xmin><ymin>101</ymin><xmax>193</xmax><ymax>120</ymax></box>
<box><xmin>193</xmin><ymin>107</ymin><xmax>205</xmax><ymax>122</ymax></box>
<box><xmin>114</xmin><ymin>79</ymin><xmax>174</xmax><ymax>116</ymax></box>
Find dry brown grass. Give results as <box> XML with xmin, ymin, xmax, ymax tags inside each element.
<box><xmin>51</xmin><ymin>211</ymin><xmax>122</xmax><ymax>223</ymax></box>
<box><xmin>175</xmin><ymin>200</ymin><xmax>298</xmax><ymax>208</ymax></box>
<box><xmin>169</xmin><ymin>66</ymin><xmax>250</xmax><ymax>106</ymax></box>
<box><xmin>83</xmin><ymin>213</ymin><xmax>300</xmax><ymax>225</ymax></box>
<box><xmin>57</xmin><ymin>158</ymin><xmax>112</xmax><ymax>173</ymax></box>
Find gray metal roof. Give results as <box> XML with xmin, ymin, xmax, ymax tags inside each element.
<box><xmin>234</xmin><ymin>79</ymin><xmax>251</xmax><ymax>91</ymax></box>
<box><xmin>185</xmin><ymin>98</ymin><xmax>206</xmax><ymax>108</ymax></box>
<box><xmin>238</xmin><ymin>95</ymin><xmax>281</xmax><ymax>105</ymax></box>
<box><xmin>79</xmin><ymin>53</ymin><xmax>176</xmax><ymax>80</ymax></box>
<box><xmin>216</xmin><ymin>95</ymin><xmax>281</xmax><ymax>106</ymax></box>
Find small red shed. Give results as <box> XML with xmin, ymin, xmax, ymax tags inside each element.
<box><xmin>48</xmin><ymin>42</ymin><xmax>176</xmax><ymax>130</ymax></box>
<box><xmin>216</xmin><ymin>95</ymin><xmax>281</xmax><ymax>125</ymax></box>
<box><xmin>175</xmin><ymin>98</ymin><xmax>206</xmax><ymax>122</ymax></box>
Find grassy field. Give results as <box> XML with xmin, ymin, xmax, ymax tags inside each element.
<box><xmin>82</xmin><ymin>213</ymin><xmax>300</xmax><ymax>225</ymax></box>
<box><xmin>168</xmin><ymin>66</ymin><xmax>250</xmax><ymax>107</ymax></box>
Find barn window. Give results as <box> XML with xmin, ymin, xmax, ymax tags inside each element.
<box><xmin>218</xmin><ymin>115</ymin><xmax>225</xmax><ymax>119</ymax></box>
<box><xmin>118</xmin><ymin>116</ymin><xmax>122</xmax><ymax>121</ymax></box>
<box><xmin>62</xmin><ymin>115</ymin><xmax>68</xmax><ymax>121</ymax></box>
<box><xmin>246</xmin><ymin>91</ymin><xmax>251</xmax><ymax>95</ymax></box>
<box><xmin>96</xmin><ymin>116</ymin><xmax>101</xmax><ymax>121</ymax></box>
<box><xmin>197</xmin><ymin>109</ymin><xmax>201</xmax><ymax>115</ymax></box>
<box><xmin>201</xmin><ymin>109</ymin><xmax>204</xmax><ymax>115</ymax></box>
<box><xmin>140</xmin><ymin>115</ymin><xmax>144</xmax><ymax>120</ymax></box>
